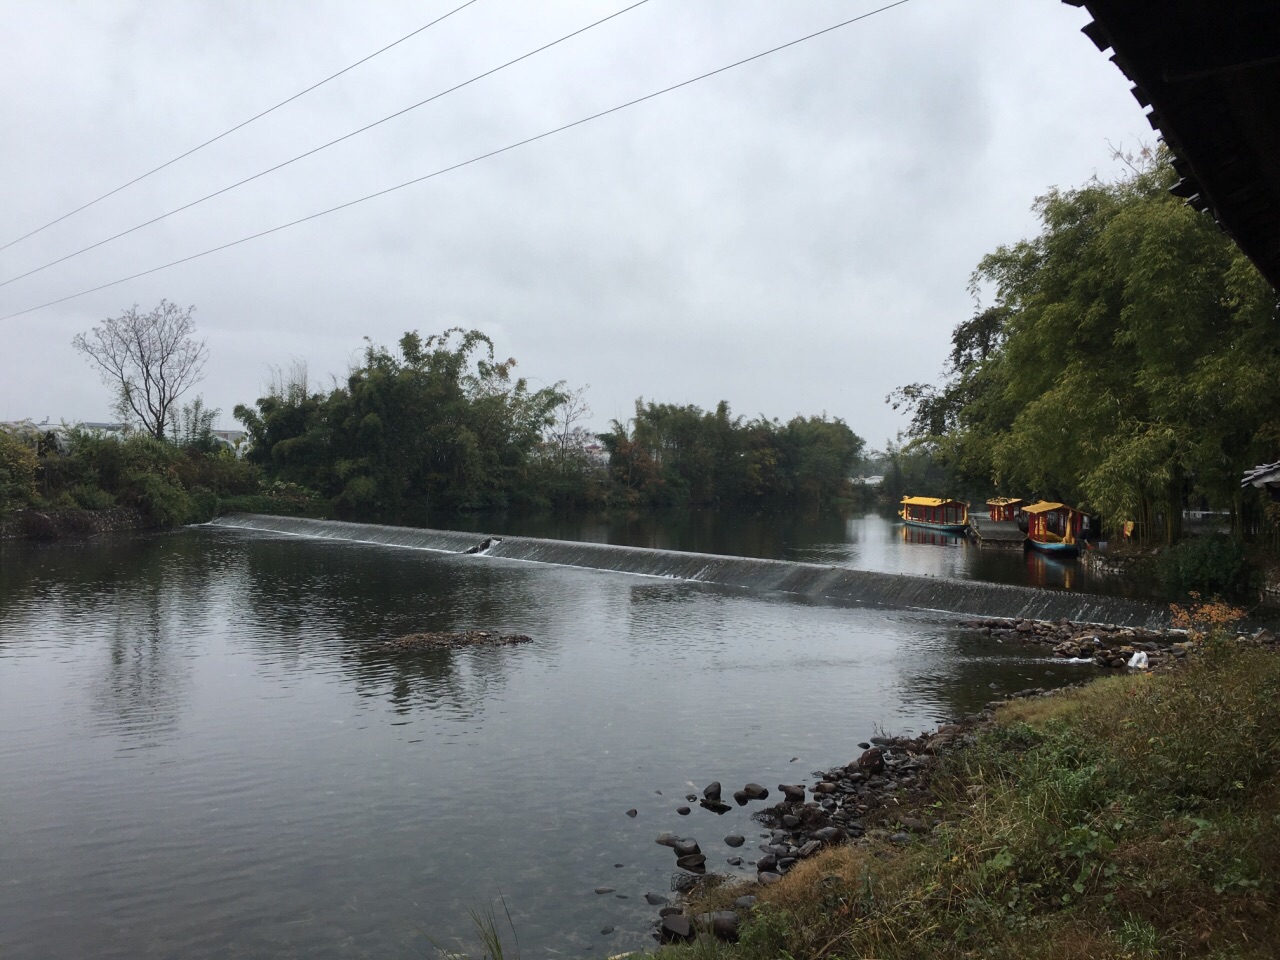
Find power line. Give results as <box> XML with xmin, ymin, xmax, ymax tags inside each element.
<box><xmin>0</xmin><ymin>0</ymin><xmax>652</xmax><ymax>289</ymax></box>
<box><xmin>1</xmin><ymin>0</ymin><xmax>913</xmax><ymax>322</ymax></box>
<box><xmin>0</xmin><ymin>0</ymin><xmax>481</xmax><ymax>253</ymax></box>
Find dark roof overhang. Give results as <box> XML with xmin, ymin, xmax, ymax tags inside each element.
<box><xmin>1065</xmin><ymin>1</ymin><xmax>1280</xmax><ymax>291</ymax></box>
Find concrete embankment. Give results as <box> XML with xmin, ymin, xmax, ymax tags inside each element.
<box><xmin>209</xmin><ymin>514</ymin><xmax>1171</xmax><ymax>629</ymax></box>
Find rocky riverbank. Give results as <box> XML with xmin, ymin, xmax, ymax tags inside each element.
<box><xmin>0</xmin><ymin>507</ymin><xmax>151</xmax><ymax>540</ymax></box>
<box><xmin>644</xmin><ymin>617</ymin><xmax>1280</xmax><ymax>947</ymax></box>
<box><xmin>648</xmin><ymin>729</ymin><xmax>976</xmax><ymax>944</ymax></box>
<box><xmin>959</xmin><ymin>615</ymin><xmax>1277</xmax><ymax>667</ymax></box>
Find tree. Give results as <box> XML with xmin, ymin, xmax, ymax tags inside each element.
<box><xmin>72</xmin><ymin>300</ymin><xmax>209</xmax><ymax>441</ymax></box>
<box><xmin>235</xmin><ymin>328</ymin><xmax>566</xmax><ymax>515</ymax></box>
<box><xmin>890</xmin><ymin>148</ymin><xmax>1280</xmax><ymax>543</ymax></box>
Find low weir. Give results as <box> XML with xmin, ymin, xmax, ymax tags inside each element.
<box><xmin>209</xmin><ymin>514</ymin><xmax>1170</xmax><ymax>629</ymax></box>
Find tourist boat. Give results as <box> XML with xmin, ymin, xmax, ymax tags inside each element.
<box><xmin>898</xmin><ymin>496</ymin><xmax>970</xmax><ymax>534</ymax></box>
<box><xmin>986</xmin><ymin>497</ymin><xmax>1025</xmax><ymax>521</ymax></box>
<box><xmin>1022</xmin><ymin>501</ymin><xmax>1084</xmax><ymax>555</ymax></box>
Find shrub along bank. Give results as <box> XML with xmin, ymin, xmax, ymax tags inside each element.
<box><xmin>667</xmin><ymin>632</ymin><xmax>1280</xmax><ymax>959</ymax></box>
<box><xmin>0</xmin><ymin>426</ymin><xmax>278</xmax><ymax>535</ymax></box>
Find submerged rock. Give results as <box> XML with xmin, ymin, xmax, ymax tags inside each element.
<box><xmin>378</xmin><ymin>630</ymin><xmax>532</xmax><ymax>652</ymax></box>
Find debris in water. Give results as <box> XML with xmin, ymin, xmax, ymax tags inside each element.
<box><xmin>378</xmin><ymin>631</ymin><xmax>532</xmax><ymax>651</ymax></box>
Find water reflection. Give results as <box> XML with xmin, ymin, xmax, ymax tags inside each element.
<box><xmin>1023</xmin><ymin>549</ymin><xmax>1078</xmax><ymax>591</ymax></box>
<box><xmin>888</xmin><ymin>625</ymin><xmax>1102</xmax><ymax>721</ymax></box>
<box><xmin>227</xmin><ymin>534</ymin><xmax>558</xmax><ymax>719</ymax></box>
<box><xmin>899</xmin><ymin>525</ymin><xmax>967</xmax><ymax>548</ymax></box>
<box><xmin>0</xmin><ymin>527</ymin><xmax>1129</xmax><ymax>960</ymax></box>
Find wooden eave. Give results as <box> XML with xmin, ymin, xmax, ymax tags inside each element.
<box><xmin>1064</xmin><ymin>0</ymin><xmax>1280</xmax><ymax>292</ymax></box>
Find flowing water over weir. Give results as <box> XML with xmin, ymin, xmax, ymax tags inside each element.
<box><xmin>211</xmin><ymin>514</ymin><xmax>1170</xmax><ymax>628</ymax></box>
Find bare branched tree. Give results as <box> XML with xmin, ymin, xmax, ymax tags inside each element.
<box><xmin>72</xmin><ymin>300</ymin><xmax>208</xmax><ymax>440</ymax></box>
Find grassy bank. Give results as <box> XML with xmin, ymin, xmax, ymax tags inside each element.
<box><xmin>669</xmin><ymin>639</ymin><xmax>1280</xmax><ymax>959</ymax></box>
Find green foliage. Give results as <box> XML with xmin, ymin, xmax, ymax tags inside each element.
<box><xmin>1156</xmin><ymin>532</ymin><xmax>1251</xmax><ymax>599</ymax></box>
<box><xmin>601</xmin><ymin>399</ymin><xmax>864</xmax><ymax>509</ymax></box>
<box><xmin>67</xmin><ymin>483</ymin><xmax>116</xmax><ymax>510</ymax></box>
<box><xmin>236</xmin><ymin>328</ymin><xmax>567</xmax><ymax>517</ymax></box>
<box><xmin>236</xmin><ymin>328</ymin><xmax>861</xmax><ymax>519</ymax></box>
<box><xmin>873</xmin><ymin>439</ymin><xmax>952</xmax><ymax>506</ymax></box>
<box><xmin>136</xmin><ymin>473</ymin><xmax>192</xmax><ymax>526</ymax></box>
<box><xmin>14</xmin><ymin>425</ymin><xmax>263</xmax><ymax>529</ymax></box>
<box><xmin>171</xmin><ymin>396</ymin><xmax>221</xmax><ymax>453</ymax></box>
<box><xmin>891</xmin><ymin>148</ymin><xmax>1280</xmax><ymax>546</ymax></box>
<box><xmin>0</xmin><ymin>429</ymin><xmax>39</xmax><ymax>515</ymax></box>
<box><xmin>736</xmin><ymin>906</ymin><xmax>794</xmax><ymax>955</ymax></box>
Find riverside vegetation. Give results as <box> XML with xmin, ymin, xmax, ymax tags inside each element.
<box><xmin>2</xmin><ymin>327</ymin><xmax>866</xmax><ymax>535</ymax></box>
<box><xmin>0</xmin><ymin>411</ymin><xmax>268</xmax><ymax>535</ymax></box>
<box><xmin>231</xmin><ymin>328</ymin><xmax>864</xmax><ymax>516</ymax></box>
<box><xmin>886</xmin><ymin>147</ymin><xmax>1280</xmax><ymax>598</ymax></box>
<box><xmin>653</xmin><ymin>607</ymin><xmax>1280</xmax><ymax>960</ymax></box>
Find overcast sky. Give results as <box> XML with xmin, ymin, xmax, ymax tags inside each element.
<box><xmin>0</xmin><ymin>0</ymin><xmax>1148</xmax><ymax>446</ymax></box>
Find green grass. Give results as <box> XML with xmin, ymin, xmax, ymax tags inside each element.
<box><xmin>662</xmin><ymin>642</ymin><xmax>1280</xmax><ymax>960</ymax></box>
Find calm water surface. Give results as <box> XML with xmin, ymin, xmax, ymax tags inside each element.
<box><xmin>0</xmin><ymin>525</ymin><xmax>1096</xmax><ymax>959</ymax></box>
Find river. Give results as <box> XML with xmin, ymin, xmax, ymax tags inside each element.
<box><xmin>0</xmin><ymin>513</ymin><xmax>1125</xmax><ymax>958</ymax></box>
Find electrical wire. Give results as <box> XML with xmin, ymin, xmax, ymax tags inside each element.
<box><xmin>0</xmin><ymin>0</ymin><xmax>481</xmax><ymax>253</ymax></box>
<box><xmin>0</xmin><ymin>0</ymin><xmax>651</xmax><ymax>289</ymax></box>
<box><xmin>1</xmin><ymin>0</ymin><xmax>913</xmax><ymax>322</ymax></box>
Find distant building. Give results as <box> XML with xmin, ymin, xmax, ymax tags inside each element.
<box><xmin>1243</xmin><ymin>462</ymin><xmax>1280</xmax><ymax>503</ymax></box>
<box><xmin>1</xmin><ymin>418</ymin><xmax>130</xmax><ymax>454</ymax></box>
<box><xmin>853</xmin><ymin>474</ymin><xmax>884</xmax><ymax>486</ymax></box>
<box><xmin>0</xmin><ymin>420</ymin><xmax>251</xmax><ymax>456</ymax></box>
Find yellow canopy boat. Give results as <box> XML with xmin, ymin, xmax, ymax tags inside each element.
<box><xmin>899</xmin><ymin>496</ymin><xmax>970</xmax><ymax>534</ymax></box>
<box><xmin>1022</xmin><ymin>501</ymin><xmax>1084</xmax><ymax>555</ymax></box>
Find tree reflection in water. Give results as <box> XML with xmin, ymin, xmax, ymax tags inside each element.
<box><xmin>231</xmin><ymin>535</ymin><xmax>549</xmax><ymax>719</ymax></box>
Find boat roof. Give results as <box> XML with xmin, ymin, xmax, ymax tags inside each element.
<box><xmin>901</xmin><ymin>496</ymin><xmax>967</xmax><ymax>507</ymax></box>
<box><xmin>986</xmin><ymin>497</ymin><xmax>1025</xmax><ymax>506</ymax></box>
<box><xmin>1022</xmin><ymin>500</ymin><xmax>1075</xmax><ymax>515</ymax></box>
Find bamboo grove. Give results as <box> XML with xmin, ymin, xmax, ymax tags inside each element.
<box><xmin>233</xmin><ymin>328</ymin><xmax>864</xmax><ymax>518</ymax></box>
